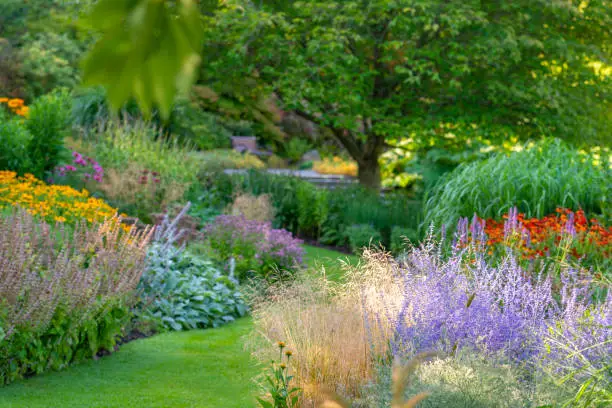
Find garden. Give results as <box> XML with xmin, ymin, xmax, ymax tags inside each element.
<box><xmin>0</xmin><ymin>1</ymin><xmax>610</xmax><ymax>407</ymax></box>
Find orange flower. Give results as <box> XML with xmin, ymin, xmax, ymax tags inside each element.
<box><xmin>0</xmin><ymin>97</ymin><xmax>9</xmax><ymax>103</ymax></box>
<box><xmin>7</xmin><ymin>98</ymin><xmax>24</xmax><ymax>108</ymax></box>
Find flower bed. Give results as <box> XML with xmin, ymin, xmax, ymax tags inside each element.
<box><xmin>0</xmin><ymin>171</ymin><xmax>117</xmax><ymax>224</ymax></box>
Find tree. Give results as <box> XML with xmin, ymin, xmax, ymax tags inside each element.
<box><xmin>198</xmin><ymin>0</ymin><xmax>610</xmax><ymax>188</ymax></box>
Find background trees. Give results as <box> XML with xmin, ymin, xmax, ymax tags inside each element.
<box><xmin>194</xmin><ymin>0</ymin><xmax>611</xmax><ymax>188</ymax></box>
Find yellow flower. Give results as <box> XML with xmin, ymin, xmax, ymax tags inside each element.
<box><xmin>279</xmin><ymin>363</ymin><xmax>287</xmax><ymax>369</ymax></box>
<box><xmin>277</xmin><ymin>341</ymin><xmax>286</xmax><ymax>349</ymax></box>
<box><xmin>54</xmin><ymin>216</ymin><xmax>67</xmax><ymax>223</ymax></box>
<box><xmin>285</xmin><ymin>350</ymin><xmax>293</xmax><ymax>357</ymax></box>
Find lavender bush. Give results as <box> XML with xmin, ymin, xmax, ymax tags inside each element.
<box><xmin>367</xmin><ymin>239</ymin><xmax>611</xmax><ymax>396</ymax></box>
<box><xmin>203</xmin><ymin>215</ymin><xmax>304</xmax><ymax>281</ymax></box>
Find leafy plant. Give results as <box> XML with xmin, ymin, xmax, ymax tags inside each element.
<box><xmin>137</xmin><ymin>244</ymin><xmax>247</xmax><ymax>331</ymax></box>
<box><xmin>257</xmin><ymin>341</ymin><xmax>302</xmax><ymax>408</ymax></box>
<box><xmin>283</xmin><ymin>137</ymin><xmax>312</xmax><ymax>163</ymax></box>
<box><xmin>390</xmin><ymin>226</ymin><xmax>419</xmax><ymax>255</ymax></box>
<box><xmin>82</xmin><ymin>0</ymin><xmax>203</xmax><ymax>118</ymax></box>
<box><xmin>169</xmin><ymin>99</ymin><xmax>232</xmax><ymax>150</ymax></box>
<box><xmin>0</xmin><ymin>116</ymin><xmax>33</xmax><ymax>174</ymax></box>
<box><xmin>25</xmin><ymin>89</ymin><xmax>72</xmax><ymax>178</ymax></box>
<box><xmin>344</xmin><ymin>224</ymin><xmax>383</xmax><ymax>255</ymax></box>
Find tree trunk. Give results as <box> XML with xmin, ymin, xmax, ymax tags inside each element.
<box><xmin>357</xmin><ymin>155</ymin><xmax>382</xmax><ymax>190</ymax></box>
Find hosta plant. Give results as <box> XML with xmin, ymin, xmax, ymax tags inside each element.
<box><xmin>137</xmin><ymin>244</ymin><xmax>247</xmax><ymax>331</ymax></box>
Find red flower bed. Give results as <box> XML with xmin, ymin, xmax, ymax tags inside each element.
<box><xmin>478</xmin><ymin>208</ymin><xmax>610</xmax><ymax>270</ymax></box>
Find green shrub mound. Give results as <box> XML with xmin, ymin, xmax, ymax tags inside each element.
<box><xmin>424</xmin><ymin>139</ymin><xmax>610</xmax><ymax>229</ymax></box>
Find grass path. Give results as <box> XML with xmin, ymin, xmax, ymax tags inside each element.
<box><xmin>0</xmin><ymin>318</ymin><xmax>259</xmax><ymax>408</ymax></box>
<box><xmin>0</xmin><ymin>245</ymin><xmax>352</xmax><ymax>407</ymax></box>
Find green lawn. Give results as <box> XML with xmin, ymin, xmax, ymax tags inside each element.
<box><xmin>0</xmin><ymin>318</ymin><xmax>260</xmax><ymax>408</ymax></box>
<box><xmin>303</xmin><ymin>244</ymin><xmax>360</xmax><ymax>282</ymax></box>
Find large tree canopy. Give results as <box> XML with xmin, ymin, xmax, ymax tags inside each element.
<box><xmin>198</xmin><ymin>0</ymin><xmax>610</xmax><ymax>188</ymax></box>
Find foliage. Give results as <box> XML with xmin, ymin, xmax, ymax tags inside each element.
<box><xmin>344</xmin><ymin>224</ymin><xmax>383</xmax><ymax>255</ymax></box>
<box><xmin>25</xmin><ymin>89</ymin><xmax>72</xmax><ymax>178</ymax></box>
<box><xmin>0</xmin><ymin>116</ymin><xmax>33</xmax><ymax>174</ymax></box>
<box><xmin>169</xmin><ymin>99</ymin><xmax>232</xmax><ymax>150</ymax></box>
<box><xmin>0</xmin><ymin>171</ymin><xmax>118</xmax><ymax>225</ymax></box>
<box><xmin>203</xmin><ymin>215</ymin><xmax>304</xmax><ymax>281</ymax></box>
<box><xmin>313</xmin><ymin>157</ymin><xmax>358</xmax><ymax>177</ymax></box>
<box><xmin>199</xmin><ymin>0</ymin><xmax>612</xmax><ymax>187</ymax></box>
<box><xmin>0</xmin><ymin>209</ymin><xmax>151</xmax><ymax>385</ymax></box>
<box><xmin>137</xmin><ymin>244</ymin><xmax>247</xmax><ymax>332</ymax></box>
<box><xmin>96</xmin><ymin>164</ymin><xmax>189</xmax><ymax>224</ymax></box>
<box><xmin>250</xmin><ymin>274</ymin><xmax>374</xmax><ymax>403</ymax></box>
<box><xmin>82</xmin><ymin>0</ymin><xmax>203</xmax><ymax>119</ymax></box>
<box><xmin>282</xmin><ymin>138</ymin><xmax>312</xmax><ymax>163</ymax></box>
<box><xmin>424</xmin><ymin>139</ymin><xmax>611</xmax><ymax>230</ymax></box>
<box><xmin>19</xmin><ymin>32</ymin><xmax>84</xmax><ymax>97</ymax></box>
<box><xmin>208</xmin><ymin>171</ymin><xmax>421</xmax><ymax>246</ymax></box>
<box><xmin>196</xmin><ymin>149</ymin><xmax>266</xmax><ymax>174</ymax></box>
<box><xmin>390</xmin><ymin>226</ymin><xmax>419</xmax><ymax>255</ymax></box>
<box><xmin>257</xmin><ymin>341</ymin><xmax>301</xmax><ymax>408</ymax></box>
<box><xmin>71</xmin><ymin>86</ymin><xmax>141</xmax><ymax>129</ymax></box>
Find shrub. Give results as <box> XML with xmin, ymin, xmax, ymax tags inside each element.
<box><xmin>169</xmin><ymin>100</ymin><xmax>232</xmax><ymax>150</ymax></box>
<box><xmin>0</xmin><ymin>116</ymin><xmax>33</xmax><ymax>174</ymax></box>
<box><xmin>0</xmin><ymin>171</ymin><xmax>118</xmax><ymax>225</ymax></box>
<box><xmin>203</xmin><ymin>215</ymin><xmax>304</xmax><ymax>281</ymax></box>
<box><xmin>344</xmin><ymin>224</ymin><xmax>382</xmax><ymax>254</ymax></box>
<box><xmin>424</xmin><ymin>138</ymin><xmax>611</xmax><ymax>230</ymax></box>
<box><xmin>136</xmin><ymin>244</ymin><xmax>247</xmax><ymax>331</ymax></box>
<box><xmin>390</xmin><ymin>226</ymin><xmax>419</xmax><ymax>255</ymax></box>
<box><xmin>228</xmin><ymin>193</ymin><xmax>275</xmax><ymax>223</ymax></box>
<box><xmin>283</xmin><ymin>137</ymin><xmax>313</xmax><ymax>163</ymax></box>
<box><xmin>0</xmin><ymin>209</ymin><xmax>152</xmax><ymax>384</ymax></box>
<box><xmin>25</xmin><ymin>89</ymin><xmax>72</xmax><ymax>178</ymax></box>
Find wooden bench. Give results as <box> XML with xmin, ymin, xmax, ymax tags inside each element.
<box><xmin>231</xmin><ymin>136</ymin><xmax>272</xmax><ymax>157</ymax></box>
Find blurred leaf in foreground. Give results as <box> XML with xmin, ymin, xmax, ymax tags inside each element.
<box><xmin>81</xmin><ymin>0</ymin><xmax>203</xmax><ymax>119</ymax></box>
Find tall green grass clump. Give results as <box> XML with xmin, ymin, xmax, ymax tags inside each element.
<box><xmin>87</xmin><ymin>119</ymin><xmax>200</xmax><ymax>185</ymax></box>
<box><xmin>424</xmin><ymin>138</ymin><xmax>610</xmax><ymax>229</ymax></box>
